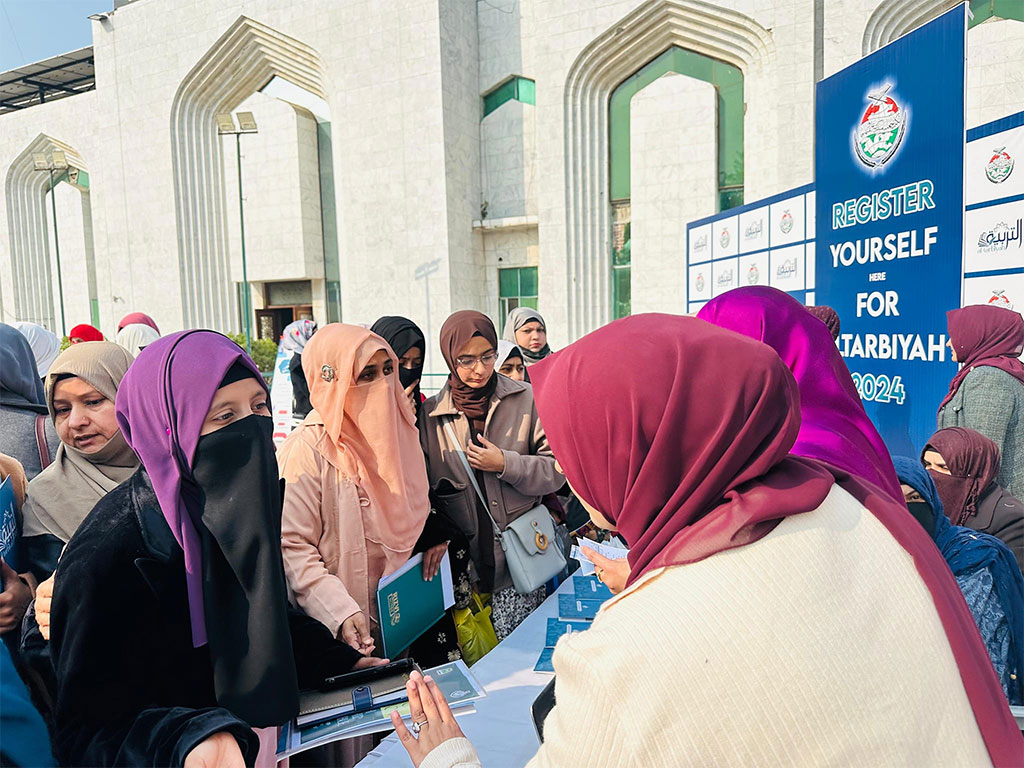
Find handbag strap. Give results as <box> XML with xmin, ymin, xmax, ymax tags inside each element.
<box><xmin>35</xmin><ymin>414</ymin><xmax>52</xmax><ymax>470</ymax></box>
<box><xmin>442</xmin><ymin>418</ymin><xmax>502</xmax><ymax>538</ymax></box>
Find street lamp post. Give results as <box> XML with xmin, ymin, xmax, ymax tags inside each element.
<box><xmin>216</xmin><ymin>111</ymin><xmax>259</xmax><ymax>355</ymax></box>
<box><xmin>32</xmin><ymin>150</ymin><xmax>69</xmax><ymax>337</ymax></box>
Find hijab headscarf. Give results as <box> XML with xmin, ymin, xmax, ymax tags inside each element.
<box><xmin>496</xmin><ymin>340</ymin><xmax>529</xmax><ymax>382</ymax></box>
<box><xmin>440</xmin><ymin>311</ymin><xmax>498</xmax><ymax>430</ymax></box>
<box><xmin>280</xmin><ymin>319</ymin><xmax>318</xmax><ymax>356</ymax></box>
<box><xmin>697</xmin><ymin>286</ymin><xmax>903</xmax><ymax>502</ymax></box>
<box><xmin>116</xmin><ymin>330</ymin><xmax>297</xmax><ymax>726</ymax></box>
<box><xmin>371</xmin><ymin>316</ymin><xmax>426</xmax><ymax>414</ymax></box>
<box><xmin>502</xmin><ymin>307</ymin><xmax>551</xmax><ymax>365</ymax></box>
<box><xmin>530</xmin><ymin>313</ymin><xmax>1023</xmax><ymax>764</ymax></box>
<box><xmin>302</xmin><ymin>324</ymin><xmax>429</xmax><ymax>559</ymax></box>
<box><xmin>894</xmin><ymin>455</ymin><xmax>1024</xmax><ymax>706</ymax></box>
<box><xmin>25</xmin><ymin>342</ymin><xmax>138</xmax><ymax>542</ymax></box>
<box><xmin>805</xmin><ymin>305</ymin><xmax>840</xmax><ymax>340</ymax></box>
<box><xmin>115</xmin><ymin>323</ymin><xmax>160</xmax><ymax>358</ymax></box>
<box><xmin>925</xmin><ymin>427</ymin><xmax>1003</xmax><ymax>526</ymax></box>
<box><xmin>12</xmin><ymin>322</ymin><xmax>61</xmax><ymax>378</ymax></box>
<box><xmin>0</xmin><ymin>323</ymin><xmax>45</xmax><ymax>407</ymax></box>
<box><xmin>69</xmin><ymin>324</ymin><xmax>103</xmax><ymax>343</ymax></box>
<box><xmin>941</xmin><ymin>305</ymin><xmax>1024</xmax><ymax>412</ymax></box>
<box><xmin>117</xmin><ymin>312</ymin><xmax>159</xmax><ymax>334</ymax></box>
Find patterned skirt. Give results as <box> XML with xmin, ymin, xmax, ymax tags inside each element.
<box><xmin>490</xmin><ymin>585</ymin><xmax>547</xmax><ymax>642</ymax></box>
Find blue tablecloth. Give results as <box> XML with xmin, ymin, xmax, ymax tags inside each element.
<box><xmin>356</xmin><ymin>578</ymin><xmax>577</xmax><ymax>767</ymax></box>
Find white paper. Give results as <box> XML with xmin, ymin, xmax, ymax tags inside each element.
<box><xmin>570</xmin><ymin>538</ymin><xmax>629</xmax><ymax>576</ymax></box>
<box><xmin>440</xmin><ymin>550</ymin><xmax>455</xmax><ymax>610</ymax></box>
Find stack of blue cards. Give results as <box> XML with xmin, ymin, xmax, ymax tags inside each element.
<box><xmin>535</xmin><ymin>578</ymin><xmax>616</xmax><ymax>673</ymax></box>
<box><xmin>534</xmin><ymin>618</ymin><xmax>591</xmax><ymax>673</ymax></box>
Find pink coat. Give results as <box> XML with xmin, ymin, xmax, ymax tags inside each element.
<box><xmin>278</xmin><ymin>412</ymin><xmax>418</xmax><ymax>641</ymax></box>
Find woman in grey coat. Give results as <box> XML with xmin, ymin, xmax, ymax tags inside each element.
<box><xmin>938</xmin><ymin>305</ymin><xmax>1024</xmax><ymax>499</ymax></box>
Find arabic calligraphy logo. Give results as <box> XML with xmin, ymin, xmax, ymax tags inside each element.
<box><xmin>747</xmin><ymin>264</ymin><xmax>760</xmax><ymax>285</ymax></box>
<box><xmin>745</xmin><ymin>219</ymin><xmax>763</xmax><ymax>241</ymax></box>
<box><xmin>716</xmin><ymin>267</ymin><xmax>734</xmax><ymax>286</ymax></box>
<box><xmin>854</xmin><ymin>83</ymin><xmax>907</xmax><ymax>169</ymax></box>
<box><xmin>986</xmin><ymin>147</ymin><xmax>1014</xmax><ymax>184</ymax></box>
<box><xmin>779</xmin><ymin>210</ymin><xmax>794</xmax><ymax>234</ymax></box>
<box><xmin>694</xmin><ymin>233</ymin><xmax>708</xmax><ymax>253</ymax></box>
<box><xmin>719</xmin><ymin>228</ymin><xmax>731</xmax><ymax>249</ymax></box>
<box><xmin>986</xmin><ymin>290</ymin><xmax>1015</xmax><ymax>311</ymax></box>
<box><xmin>977</xmin><ymin>219</ymin><xmax>1023</xmax><ymax>253</ymax></box>
<box><xmin>387</xmin><ymin>592</ymin><xmax>401</xmax><ymax>626</ymax></box>
<box><xmin>776</xmin><ymin>258</ymin><xmax>798</xmax><ymax>278</ymax></box>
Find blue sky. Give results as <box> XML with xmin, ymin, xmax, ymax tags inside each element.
<box><xmin>0</xmin><ymin>1</ymin><xmax>108</xmax><ymax>72</ymax></box>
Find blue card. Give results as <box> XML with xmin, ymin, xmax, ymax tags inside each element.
<box><xmin>572</xmin><ymin>575</ymin><xmax>613</xmax><ymax>601</ymax></box>
<box><xmin>534</xmin><ymin>647</ymin><xmax>555</xmax><ymax>673</ymax></box>
<box><xmin>558</xmin><ymin>594</ymin><xmax>602</xmax><ymax>620</ymax></box>
<box><xmin>545</xmin><ymin>618</ymin><xmax>590</xmax><ymax>648</ymax></box>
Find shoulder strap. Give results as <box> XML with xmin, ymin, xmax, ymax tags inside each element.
<box><xmin>35</xmin><ymin>414</ymin><xmax>52</xmax><ymax>470</ymax></box>
<box><xmin>442</xmin><ymin>418</ymin><xmax>502</xmax><ymax>537</ymax></box>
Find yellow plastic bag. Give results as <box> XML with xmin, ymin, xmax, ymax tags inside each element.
<box><xmin>453</xmin><ymin>592</ymin><xmax>499</xmax><ymax>666</ymax></box>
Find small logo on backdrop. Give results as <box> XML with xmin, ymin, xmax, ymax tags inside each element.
<box><xmin>976</xmin><ymin>219</ymin><xmax>1023</xmax><ymax>253</ymax></box>
<box><xmin>695</xmin><ymin>272</ymin><xmax>706</xmax><ymax>293</ymax></box>
<box><xmin>987</xmin><ymin>290</ymin><xmax>1016</xmax><ymax>311</ymax></box>
<box><xmin>694</xmin><ymin>233</ymin><xmax>708</xmax><ymax>254</ymax></box>
<box><xmin>720</xmin><ymin>228</ymin><xmax>731</xmax><ymax>248</ymax></box>
<box><xmin>854</xmin><ymin>83</ymin><xmax>907</xmax><ymax>169</ymax></box>
<box><xmin>716</xmin><ymin>268</ymin><xmax>734</xmax><ymax>286</ymax></box>
<box><xmin>986</xmin><ymin>147</ymin><xmax>1014</xmax><ymax>184</ymax></box>
<box><xmin>745</xmin><ymin>219</ymin><xmax>763</xmax><ymax>241</ymax></box>
<box><xmin>776</xmin><ymin>258</ymin><xmax>798</xmax><ymax>278</ymax></box>
<box><xmin>747</xmin><ymin>264</ymin><xmax>760</xmax><ymax>285</ymax></box>
<box><xmin>779</xmin><ymin>210</ymin><xmax>794</xmax><ymax>234</ymax></box>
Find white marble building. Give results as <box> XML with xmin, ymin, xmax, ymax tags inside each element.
<box><xmin>0</xmin><ymin>0</ymin><xmax>1021</xmax><ymax>372</ymax></box>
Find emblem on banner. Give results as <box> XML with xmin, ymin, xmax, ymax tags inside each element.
<box><xmin>779</xmin><ymin>210</ymin><xmax>794</xmax><ymax>234</ymax></box>
<box><xmin>747</xmin><ymin>264</ymin><xmax>760</xmax><ymax>285</ymax></box>
<box><xmin>716</xmin><ymin>268</ymin><xmax>734</xmax><ymax>286</ymax></box>
<box><xmin>745</xmin><ymin>219</ymin><xmax>763</xmax><ymax>241</ymax></box>
<box><xmin>986</xmin><ymin>290</ymin><xmax>1015</xmax><ymax>311</ymax></box>
<box><xmin>719</xmin><ymin>228</ymin><xmax>731</xmax><ymax>248</ymax></box>
<box><xmin>854</xmin><ymin>84</ymin><xmax>907</xmax><ymax>169</ymax></box>
<box><xmin>976</xmin><ymin>219</ymin><xmax>1023</xmax><ymax>253</ymax></box>
<box><xmin>694</xmin><ymin>233</ymin><xmax>708</xmax><ymax>254</ymax></box>
<box><xmin>986</xmin><ymin>147</ymin><xmax>1014</xmax><ymax>184</ymax></box>
<box><xmin>695</xmin><ymin>272</ymin><xmax>705</xmax><ymax>293</ymax></box>
<box><xmin>776</xmin><ymin>258</ymin><xmax>798</xmax><ymax>278</ymax></box>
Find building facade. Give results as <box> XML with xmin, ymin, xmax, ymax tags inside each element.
<box><xmin>0</xmin><ymin>0</ymin><xmax>1021</xmax><ymax>372</ymax></box>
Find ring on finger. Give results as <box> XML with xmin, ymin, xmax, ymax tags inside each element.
<box><xmin>411</xmin><ymin>717</ymin><xmax>429</xmax><ymax>735</ymax></box>
<box><xmin>596</xmin><ymin>567</ymin><xmax>605</xmax><ymax>583</ymax></box>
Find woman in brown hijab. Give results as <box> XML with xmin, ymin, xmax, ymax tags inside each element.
<box><xmin>420</xmin><ymin>311</ymin><xmax>563</xmax><ymax>641</ymax></box>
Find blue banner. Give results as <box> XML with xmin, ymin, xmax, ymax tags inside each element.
<box><xmin>814</xmin><ymin>5</ymin><xmax>966</xmax><ymax>456</ymax></box>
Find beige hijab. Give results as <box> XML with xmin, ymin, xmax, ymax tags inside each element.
<box><xmin>300</xmin><ymin>323</ymin><xmax>429</xmax><ymax>556</ymax></box>
<box><xmin>23</xmin><ymin>342</ymin><xmax>139</xmax><ymax>542</ymax></box>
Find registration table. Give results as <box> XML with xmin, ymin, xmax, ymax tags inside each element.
<box><xmin>356</xmin><ymin>578</ymin><xmax>577</xmax><ymax>768</ymax></box>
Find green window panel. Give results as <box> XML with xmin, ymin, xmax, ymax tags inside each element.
<box><xmin>498</xmin><ymin>266</ymin><xmax>539</xmax><ymax>332</ymax></box>
<box><xmin>607</xmin><ymin>46</ymin><xmax>745</xmax><ymax>320</ymax></box>
<box><xmin>970</xmin><ymin>0</ymin><xmax>1024</xmax><ymax>25</ymax></box>
<box><xmin>483</xmin><ymin>76</ymin><xmax>536</xmax><ymax>118</ymax></box>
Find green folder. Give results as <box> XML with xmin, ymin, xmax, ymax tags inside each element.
<box><xmin>376</xmin><ymin>552</ymin><xmax>454</xmax><ymax>658</ymax></box>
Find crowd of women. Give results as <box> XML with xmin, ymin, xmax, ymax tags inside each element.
<box><xmin>0</xmin><ymin>291</ymin><xmax>1022</xmax><ymax>768</ymax></box>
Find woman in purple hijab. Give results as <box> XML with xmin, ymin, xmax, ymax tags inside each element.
<box><xmin>49</xmin><ymin>331</ymin><xmax>383</xmax><ymax>768</ymax></box>
<box><xmin>697</xmin><ymin>286</ymin><xmax>903</xmax><ymax>502</ymax></box>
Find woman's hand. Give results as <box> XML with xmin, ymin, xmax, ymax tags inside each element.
<box><xmin>390</xmin><ymin>670</ymin><xmax>468</xmax><ymax>768</ymax></box>
<box><xmin>404</xmin><ymin>380</ymin><xmax>420</xmax><ymax>410</ymax></box>
<box><xmin>339</xmin><ymin>611</ymin><xmax>375</xmax><ymax>655</ymax></box>
<box><xmin>466</xmin><ymin>436</ymin><xmax>505</xmax><ymax>473</ymax></box>
<box><xmin>422</xmin><ymin>542</ymin><xmax>449</xmax><ymax>582</ymax></box>
<box><xmin>353</xmin><ymin>655</ymin><xmax>391</xmax><ymax>670</ymax></box>
<box><xmin>583</xmin><ymin>550</ymin><xmax>630</xmax><ymax>594</ymax></box>
<box><xmin>0</xmin><ymin>560</ymin><xmax>34</xmax><ymax>635</ymax></box>
<box><xmin>183</xmin><ymin>731</ymin><xmax>245</xmax><ymax>768</ymax></box>
<box><xmin>33</xmin><ymin>575</ymin><xmax>54</xmax><ymax>640</ymax></box>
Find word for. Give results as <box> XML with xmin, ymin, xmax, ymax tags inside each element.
<box><xmin>851</xmin><ymin>372</ymin><xmax>907</xmax><ymax>405</ymax></box>
<box><xmin>830</xmin><ymin>226</ymin><xmax>939</xmax><ymax>268</ymax></box>
<box><xmin>831</xmin><ymin>179</ymin><xmax>935</xmax><ymax>229</ymax></box>
<box><xmin>856</xmin><ymin>291</ymin><xmax>899</xmax><ymax>317</ymax></box>
<box><xmin>838</xmin><ymin>333</ymin><xmax>947</xmax><ymax>362</ymax></box>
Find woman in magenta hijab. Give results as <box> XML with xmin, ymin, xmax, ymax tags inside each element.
<box><xmin>696</xmin><ymin>285</ymin><xmax>903</xmax><ymax>502</ymax></box>
<box><xmin>938</xmin><ymin>304</ymin><xmax>1024</xmax><ymax>499</ymax></box>
<box><xmin>389</xmin><ymin>315</ymin><xmax>1022</xmax><ymax>768</ymax></box>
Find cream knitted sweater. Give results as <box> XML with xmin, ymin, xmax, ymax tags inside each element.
<box><xmin>421</xmin><ymin>484</ymin><xmax>993</xmax><ymax>768</ymax></box>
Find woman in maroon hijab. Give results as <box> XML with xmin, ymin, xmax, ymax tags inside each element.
<box><xmin>389</xmin><ymin>314</ymin><xmax>1022</xmax><ymax>768</ymax></box>
<box><xmin>924</xmin><ymin>426</ymin><xmax>1023</xmax><ymax>571</ymax></box>
<box><xmin>939</xmin><ymin>305</ymin><xmax>1024</xmax><ymax>499</ymax></box>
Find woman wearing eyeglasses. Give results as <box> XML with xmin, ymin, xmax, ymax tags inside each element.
<box><xmin>420</xmin><ymin>311</ymin><xmax>563</xmax><ymax>641</ymax></box>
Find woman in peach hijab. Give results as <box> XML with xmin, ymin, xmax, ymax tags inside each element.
<box><xmin>278</xmin><ymin>322</ymin><xmax>432</xmax><ymax>654</ymax></box>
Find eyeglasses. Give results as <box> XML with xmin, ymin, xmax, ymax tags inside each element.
<box><xmin>455</xmin><ymin>351</ymin><xmax>498</xmax><ymax>369</ymax></box>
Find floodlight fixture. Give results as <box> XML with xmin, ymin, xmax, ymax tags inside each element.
<box><xmin>216</xmin><ymin>113</ymin><xmax>236</xmax><ymax>133</ymax></box>
<box><xmin>50</xmin><ymin>150</ymin><xmax>68</xmax><ymax>170</ymax></box>
<box><xmin>33</xmin><ymin>153</ymin><xmax>49</xmax><ymax>170</ymax></box>
<box><xmin>236</xmin><ymin>111</ymin><xmax>258</xmax><ymax>131</ymax></box>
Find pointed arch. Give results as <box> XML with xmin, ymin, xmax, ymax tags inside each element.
<box><xmin>169</xmin><ymin>16</ymin><xmax>328</xmax><ymax>329</ymax></box>
<box><xmin>561</xmin><ymin>0</ymin><xmax>774</xmax><ymax>336</ymax></box>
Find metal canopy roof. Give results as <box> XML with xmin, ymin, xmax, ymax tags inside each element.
<box><xmin>0</xmin><ymin>47</ymin><xmax>96</xmax><ymax>115</ymax></box>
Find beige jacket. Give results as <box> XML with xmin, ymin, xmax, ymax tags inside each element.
<box><xmin>278</xmin><ymin>413</ymin><xmax>418</xmax><ymax>641</ymax></box>
<box><xmin>421</xmin><ymin>484</ymin><xmax>993</xmax><ymax>768</ymax></box>
<box><xmin>420</xmin><ymin>376</ymin><xmax>563</xmax><ymax>592</ymax></box>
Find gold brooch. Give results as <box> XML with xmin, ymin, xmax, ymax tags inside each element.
<box><xmin>320</xmin><ymin>364</ymin><xmax>335</xmax><ymax>382</ymax></box>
